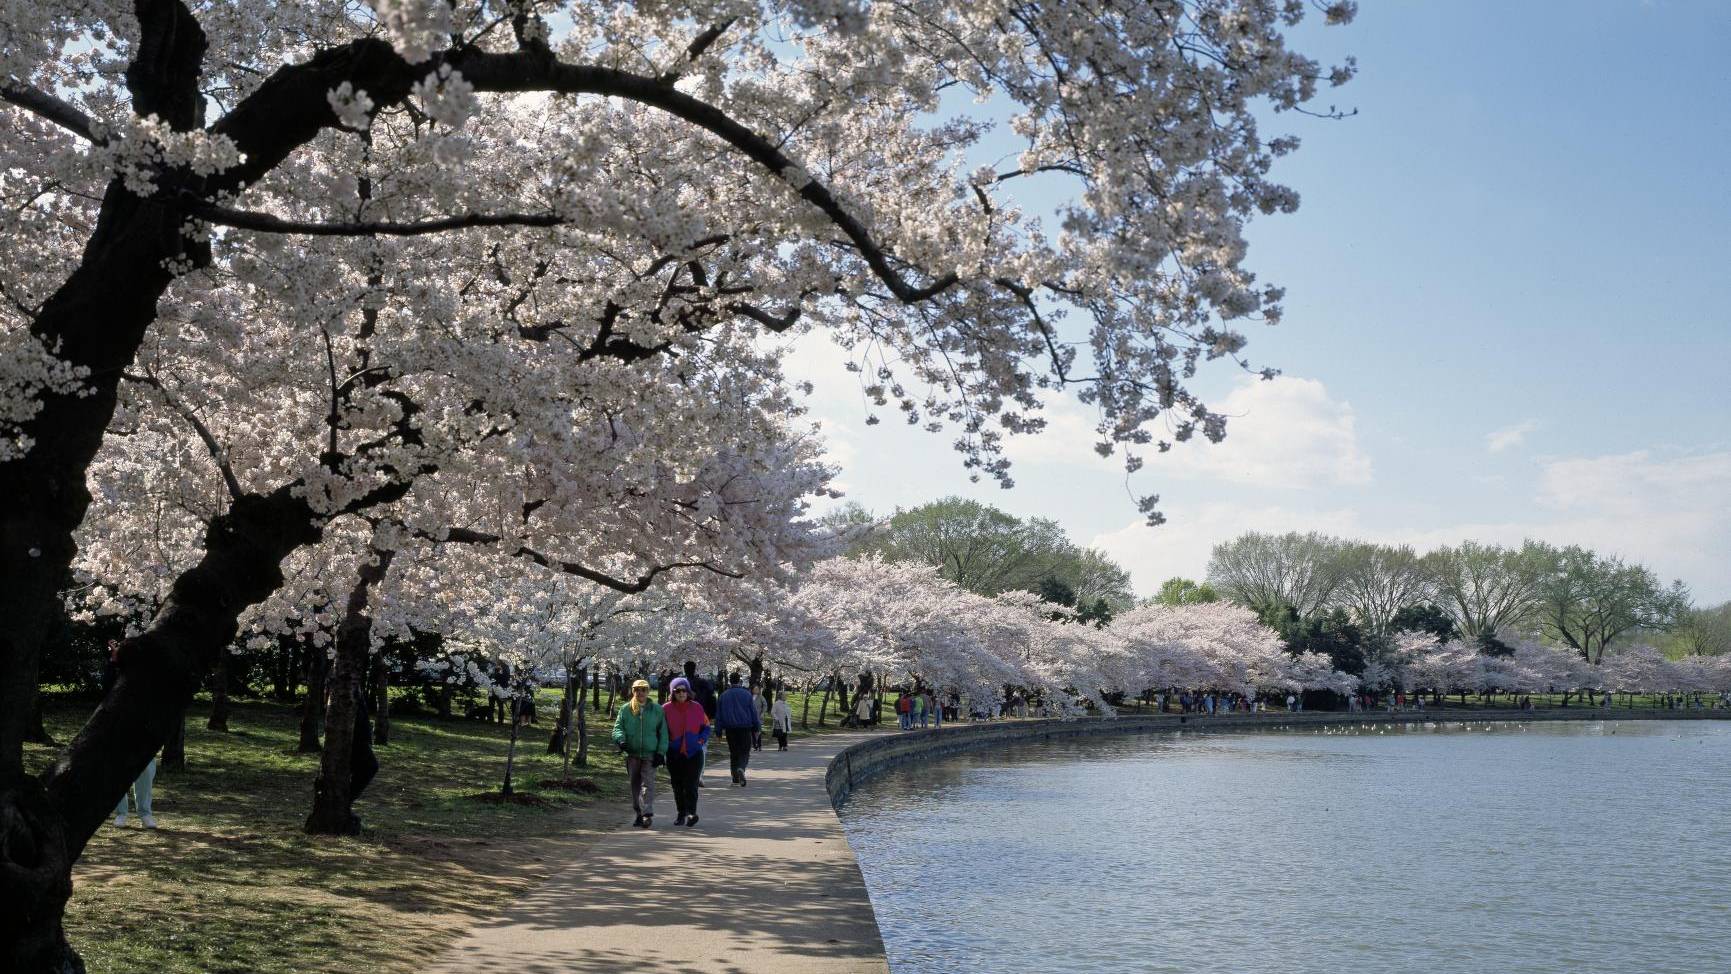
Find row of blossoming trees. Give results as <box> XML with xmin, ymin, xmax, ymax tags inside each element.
<box><xmin>4</xmin><ymin>1</ymin><xmax>1371</xmax><ymax>963</ymax></box>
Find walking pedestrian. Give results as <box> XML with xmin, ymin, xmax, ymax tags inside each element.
<box><xmin>751</xmin><ymin>683</ymin><xmax>767</xmax><ymax>751</ymax></box>
<box><xmin>770</xmin><ymin>691</ymin><xmax>793</xmax><ymax>750</ymax></box>
<box><xmin>927</xmin><ymin>689</ymin><xmax>942</xmax><ymax>729</ymax></box>
<box><xmin>612</xmin><ymin>679</ymin><xmax>669</xmax><ymax>828</ymax></box>
<box><xmin>681</xmin><ymin>660</ymin><xmax>716</xmax><ymax>787</ymax></box>
<box><xmin>663</xmin><ymin>677</ymin><xmax>711</xmax><ymax>827</ymax></box>
<box><xmin>896</xmin><ymin>690</ymin><xmax>912</xmax><ymax>730</ymax></box>
<box><xmin>716</xmin><ymin>672</ymin><xmax>758</xmax><ymax>786</ymax></box>
<box><xmin>913</xmin><ymin>689</ymin><xmax>928</xmax><ymax>728</ymax></box>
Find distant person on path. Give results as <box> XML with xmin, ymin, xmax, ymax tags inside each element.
<box><xmin>663</xmin><ymin>677</ymin><xmax>711</xmax><ymax>827</ymax></box>
<box><xmin>854</xmin><ymin>690</ymin><xmax>875</xmax><ymax>727</ymax></box>
<box><xmin>926</xmin><ymin>689</ymin><xmax>942</xmax><ymax>729</ymax></box>
<box><xmin>613</xmin><ymin>679</ymin><xmax>669</xmax><ymax>828</ymax></box>
<box><xmin>896</xmin><ymin>690</ymin><xmax>912</xmax><ymax>730</ymax></box>
<box><xmin>913</xmin><ymin>689</ymin><xmax>927</xmax><ymax>728</ymax></box>
<box><xmin>716</xmin><ymin>672</ymin><xmax>758</xmax><ymax>786</ymax></box>
<box><xmin>751</xmin><ymin>683</ymin><xmax>767</xmax><ymax>752</ymax></box>
<box><xmin>770</xmin><ymin>691</ymin><xmax>793</xmax><ymax>750</ymax></box>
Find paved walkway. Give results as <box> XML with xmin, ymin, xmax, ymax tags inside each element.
<box><xmin>427</xmin><ymin>730</ymin><xmax>889</xmax><ymax>974</ymax></box>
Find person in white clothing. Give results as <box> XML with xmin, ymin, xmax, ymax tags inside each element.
<box><xmin>770</xmin><ymin>693</ymin><xmax>793</xmax><ymax>750</ymax></box>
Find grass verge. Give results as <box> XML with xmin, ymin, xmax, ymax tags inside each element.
<box><xmin>23</xmin><ymin>695</ymin><xmax>628</xmax><ymax>974</ymax></box>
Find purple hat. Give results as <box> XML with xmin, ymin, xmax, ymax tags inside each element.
<box><xmin>669</xmin><ymin>677</ymin><xmax>692</xmax><ymax>694</ymax></box>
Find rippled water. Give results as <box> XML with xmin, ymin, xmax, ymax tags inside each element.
<box><xmin>838</xmin><ymin>720</ymin><xmax>1731</xmax><ymax>974</ymax></box>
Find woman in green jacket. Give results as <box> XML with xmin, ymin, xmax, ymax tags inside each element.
<box><xmin>613</xmin><ymin>679</ymin><xmax>670</xmax><ymax>828</ymax></box>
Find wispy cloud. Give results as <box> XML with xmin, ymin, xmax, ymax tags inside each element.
<box><xmin>1485</xmin><ymin>419</ymin><xmax>1540</xmax><ymax>453</ymax></box>
<box><xmin>1006</xmin><ymin>376</ymin><xmax>1373</xmax><ymax>489</ymax></box>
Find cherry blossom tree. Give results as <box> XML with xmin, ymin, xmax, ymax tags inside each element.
<box><xmin>2</xmin><ymin>2</ymin><xmax>1356</xmax><ymax>966</ymax></box>
<box><xmin>1113</xmin><ymin>601</ymin><xmax>1355</xmax><ymax>699</ymax></box>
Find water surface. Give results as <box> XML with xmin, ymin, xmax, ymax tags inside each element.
<box><xmin>838</xmin><ymin>720</ymin><xmax>1731</xmax><ymax>974</ymax></box>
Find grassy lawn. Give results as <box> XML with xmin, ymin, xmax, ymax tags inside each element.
<box><xmin>23</xmin><ymin>694</ymin><xmax>631</xmax><ymax>974</ymax></box>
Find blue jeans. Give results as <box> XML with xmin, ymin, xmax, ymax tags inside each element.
<box><xmin>114</xmin><ymin>757</ymin><xmax>157</xmax><ymax>819</ymax></box>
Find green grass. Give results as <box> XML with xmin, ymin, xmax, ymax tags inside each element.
<box><xmin>23</xmin><ymin>694</ymin><xmax>632</xmax><ymax>974</ymax></box>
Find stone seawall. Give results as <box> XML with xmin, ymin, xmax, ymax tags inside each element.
<box><xmin>825</xmin><ymin>707</ymin><xmax>1730</xmax><ymax>808</ymax></box>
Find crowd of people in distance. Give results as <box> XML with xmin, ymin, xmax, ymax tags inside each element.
<box><xmin>612</xmin><ymin>661</ymin><xmax>795</xmax><ymax>829</ymax></box>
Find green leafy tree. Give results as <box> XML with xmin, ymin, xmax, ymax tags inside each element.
<box><xmin>1668</xmin><ymin>603</ymin><xmax>1731</xmax><ymax>657</ymax></box>
<box><xmin>1388</xmin><ymin>603</ymin><xmax>1457</xmax><ymax>643</ymax></box>
<box><xmin>1263</xmin><ymin>604</ymin><xmax>1366</xmax><ymax>677</ymax></box>
<box><xmin>854</xmin><ymin>497</ymin><xmax>1133</xmax><ymax>607</ymax></box>
<box><xmin>1534</xmin><ymin>545</ymin><xmax>1690</xmax><ymax>663</ymax></box>
<box><xmin>1152</xmin><ymin>576</ymin><xmax>1221</xmax><ymax>606</ymax></box>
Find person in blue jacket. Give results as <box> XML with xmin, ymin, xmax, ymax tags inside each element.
<box><xmin>715</xmin><ymin>672</ymin><xmax>759</xmax><ymax>786</ymax></box>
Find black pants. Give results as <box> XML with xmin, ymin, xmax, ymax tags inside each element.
<box><xmin>724</xmin><ymin>728</ymin><xmax>753</xmax><ymax>778</ymax></box>
<box><xmin>667</xmin><ymin>752</ymin><xmax>701</xmax><ymax>817</ymax></box>
<box><xmin>774</xmin><ymin>729</ymin><xmax>788</xmax><ymax>750</ymax></box>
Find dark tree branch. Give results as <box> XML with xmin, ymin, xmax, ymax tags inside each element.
<box><xmin>208</xmin><ymin>42</ymin><xmax>958</xmax><ymax>304</ymax></box>
<box><xmin>659</xmin><ymin>20</ymin><xmax>736</xmax><ymax>85</ymax></box>
<box><xmin>432</xmin><ymin>526</ymin><xmax>743</xmax><ymax>593</ymax></box>
<box><xmin>0</xmin><ymin>82</ymin><xmax>100</xmax><ymax>142</ymax></box>
<box><xmin>191</xmin><ymin>202</ymin><xmax>565</xmax><ymax>237</ymax></box>
<box><xmin>120</xmin><ymin>370</ymin><xmax>243</xmax><ymax>500</ymax></box>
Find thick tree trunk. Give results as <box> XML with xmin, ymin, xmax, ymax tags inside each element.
<box><xmin>271</xmin><ymin>642</ymin><xmax>293</xmax><ymax>700</ymax></box>
<box><xmin>371</xmin><ymin>653</ymin><xmax>390</xmax><ymax>747</ymax></box>
<box><xmin>7</xmin><ymin>482</ymin><xmax>327</xmax><ymax>972</ymax></box>
<box><xmin>548</xmin><ymin>670</ymin><xmax>574</xmax><ymax>755</ymax></box>
<box><xmin>501</xmin><ymin>693</ymin><xmax>523</xmax><ymax>797</ymax></box>
<box><xmin>0</xmin><ymin>0</ymin><xmax>208</xmax><ymax>809</ymax></box>
<box><xmin>298</xmin><ymin>643</ymin><xmax>327</xmax><ymax>753</ymax></box>
<box><xmin>206</xmin><ymin>648</ymin><xmax>231</xmax><ymax>731</ymax></box>
<box><xmin>25</xmin><ymin>697</ymin><xmax>56</xmax><ymax>747</ymax></box>
<box><xmin>159</xmin><ymin>713</ymin><xmax>187</xmax><ymax>772</ymax></box>
<box><xmin>573</xmin><ymin>668</ymin><xmax>590</xmax><ymax>769</ymax></box>
<box><xmin>306</xmin><ymin>548</ymin><xmax>392</xmax><ymax>835</ymax></box>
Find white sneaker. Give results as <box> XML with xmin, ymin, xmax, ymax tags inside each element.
<box><xmin>114</xmin><ymin>814</ymin><xmax>128</xmax><ymax>827</ymax></box>
<box><xmin>142</xmin><ymin>815</ymin><xmax>157</xmax><ymax>829</ymax></box>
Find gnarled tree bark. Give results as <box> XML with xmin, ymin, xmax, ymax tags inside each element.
<box><xmin>306</xmin><ymin>547</ymin><xmax>392</xmax><ymax>836</ymax></box>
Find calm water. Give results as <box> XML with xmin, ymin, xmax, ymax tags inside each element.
<box><xmin>838</xmin><ymin>720</ymin><xmax>1731</xmax><ymax>974</ymax></box>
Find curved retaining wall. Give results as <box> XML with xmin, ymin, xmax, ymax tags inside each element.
<box><xmin>825</xmin><ymin>707</ymin><xmax>1730</xmax><ymax>808</ymax></box>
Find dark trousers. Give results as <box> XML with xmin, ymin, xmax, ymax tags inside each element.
<box><xmin>724</xmin><ymin>727</ymin><xmax>753</xmax><ymax>778</ymax></box>
<box><xmin>667</xmin><ymin>752</ymin><xmax>701</xmax><ymax>817</ymax></box>
<box><xmin>774</xmin><ymin>729</ymin><xmax>788</xmax><ymax>750</ymax></box>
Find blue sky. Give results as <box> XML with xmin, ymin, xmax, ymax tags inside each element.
<box><xmin>784</xmin><ymin>0</ymin><xmax>1731</xmax><ymax>603</ymax></box>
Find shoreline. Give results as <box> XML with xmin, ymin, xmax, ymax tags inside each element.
<box><xmin>825</xmin><ymin>706</ymin><xmax>1731</xmax><ymax>808</ymax></box>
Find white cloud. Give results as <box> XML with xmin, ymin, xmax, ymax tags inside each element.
<box><xmin>1005</xmin><ymin>376</ymin><xmax>1372</xmax><ymax>489</ymax></box>
<box><xmin>1092</xmin><ymin>502</ymin><xmax>1366</xmax><ymax>596</ymax></box>
<box><xmin>1094</xmin><ymin>448</ymin><xmax>1731</xmax><ymax>603</ymax></box>
<box><xmin>1486</xmin><ymin>419</ymin><xmax>1540</xmax><ymax>453</ymax></box>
